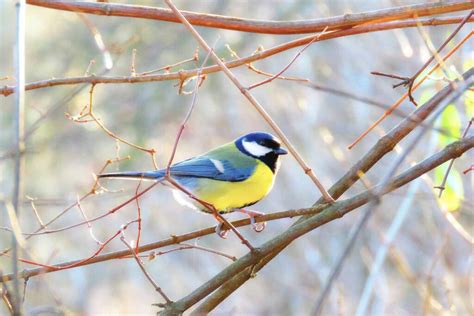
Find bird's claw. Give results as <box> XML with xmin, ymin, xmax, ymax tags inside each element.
<box><xmin>215</xmin><ymin>223</ymin><xmax>229</xmax><ymax>239</ymax></box>
<box><xmin>250</xmin><ymin>216</ymin><xmax>266</xmax><ymax>233</ymax></box>
<box><xmin>237</xmin><ymin>209</ymin><xmax>267</xmax><ymax>233</ymax></box>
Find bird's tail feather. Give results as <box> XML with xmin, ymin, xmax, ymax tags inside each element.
<box><xmin>98</xmin><ymin>170</ymin><xmax>165</xmax><ymax>180</ymax></box>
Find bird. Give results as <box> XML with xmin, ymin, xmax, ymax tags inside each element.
<box><xmin>98</xmin><ymin>132</ymin><xmax>287</xmax><ymax>234</ymax></box>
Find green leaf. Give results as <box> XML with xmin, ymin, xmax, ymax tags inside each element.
<box><xmin>438</xmin><ymin>104</ymin><xmax>461</xmax><ymax>147</ymax></box>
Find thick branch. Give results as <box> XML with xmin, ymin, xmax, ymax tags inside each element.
<box><xmin>2</xmin><ymin>16</ymin><xmax>472</xmax><ymax>97</ymax></box>
<box><xmin>27</xmin><ymin>0</ymin><xmax>474</xmax><ymax>34</ymax></box>
<box><xmin>188</xmin><ymin>68</ymin><xmax>474</xmax><ymax>313</ymax></box>
<box><xmin>165</xmin><ymin>136</ymin><xmax>474</xmax><ymax>315</ymax></box>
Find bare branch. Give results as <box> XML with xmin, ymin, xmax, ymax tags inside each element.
<box><xmin>27</xmin><ymin>0</ymin><xmax>474</xmax><ymax>34</ymax></box>
<box><xmin>119</xmin><ymin>235</ymin><xmax>172</xmax><ymax>304</ymax></box>
<box><xmin>2</xmin><ymin>17</ymin><xmax>472</xmax><ymax>97</ymax></box>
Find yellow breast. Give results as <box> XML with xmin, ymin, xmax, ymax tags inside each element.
<box><xmin>194</xmin><ymin>160</ymin><xmax>275</xmax><ymax>212</ymax></box>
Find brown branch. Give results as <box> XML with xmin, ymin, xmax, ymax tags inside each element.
<box><xmin>0</xmin><ymin>206</ymin><xmax>322</xmax><ymax>282</ymax></box>
<box><xmin>119</xmin><ymin>235</ymin><xmax>172</xmax><ymax>304</ymax></box>
<box><xmin>26</xmin><ymin>0</ymin><xmax>474</xmax><ymax>34</ymax></box>
<box><xmin>463</xmin><ymin>165</ymin><xmax>474</xmax><ymax>174</ymax></box>
<box><xmin>2</xmin><ymin>16</ymin><xmax>473</xmax><ymax>97</ymax></box>
<box><xmin>131</xmin><ymin>243</ymin><xmax>237</xmax><ymax>262</ymax></box>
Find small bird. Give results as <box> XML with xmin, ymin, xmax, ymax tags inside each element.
<box><xmin>98</xmin><ymin>132</ymin><xmax>287</xmax><ymax>233</ymax></box>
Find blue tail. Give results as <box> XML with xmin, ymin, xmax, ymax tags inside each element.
<box><xmin>98</xmin><ymin>170</ymin><xmax>165</xmax><ymax>180</ymax></box>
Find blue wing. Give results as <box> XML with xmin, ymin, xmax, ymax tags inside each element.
<box><xmin>99</xmin><ymin>157</ymin><xmax>255</xmax><ymax>182</ymax></box>
<box><xmin>165</xmin><ymin>157</ymin><xmax>254</xmax><ymax>182</ymax></box>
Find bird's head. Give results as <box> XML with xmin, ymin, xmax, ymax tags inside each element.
<box><xmin>235</xmin><ymin>132</ymin><xmax>288</xmax><ymax>172</ymax></box>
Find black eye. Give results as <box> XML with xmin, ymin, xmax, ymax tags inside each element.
<box><xmin>258</xmin><ymin>139</ymin><xmax>281</xmax><ymax>150</ymax></box>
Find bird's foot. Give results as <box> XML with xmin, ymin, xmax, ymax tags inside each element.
<box><xmin>215</xmin><ymin>222</ymin><xmax>229</xmax><ymax>239</ymax></box>
<box><xmin>236</xmin><ymin>209</ymin><xmax>266</xmax><ymax>233</ymax></box>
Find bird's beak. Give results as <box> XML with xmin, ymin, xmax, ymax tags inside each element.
<box><xmin>274</xmin><ymin>147</ymin><xmax>288</xmax><ymax>155</ymax></box>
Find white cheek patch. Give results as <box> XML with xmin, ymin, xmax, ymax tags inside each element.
<box><xmin>210</xmin><ymin>159</ymin><xmax>225</xmax><ymax>173</ymax></box>
<box><xmin>242</xmin><ymin>140</ymin><xmax>272</xmax><ymax>157</ymax></box>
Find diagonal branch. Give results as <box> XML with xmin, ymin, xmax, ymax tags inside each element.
<box><xmin>168</xmin><ymin>136</ymin><xmax>474</xmax><ymax>315</ymax></box>
<box><xmin>165</xmin><ymin>0</ymin><xmax>334</xmax><ymax>202</ymax></box>
<box><xmin>189</xmin><ymin>68</ymin><xmax>473</xmax><ymax>314</ymax></box>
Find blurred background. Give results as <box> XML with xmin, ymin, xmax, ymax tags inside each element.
<box><xmin>1</xmin><ymin>0</ymin><xmax>472</xmax><ymax>315</ymax></box>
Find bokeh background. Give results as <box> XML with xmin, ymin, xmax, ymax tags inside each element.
<box><xmin>1</xmin><ymin>1</ymin><xmax>473</xmax><ymax>315</ymax></box>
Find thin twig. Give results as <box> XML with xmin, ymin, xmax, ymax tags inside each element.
<box><xmin>75</xmin><ymin>196</ymin><xmax>103</xmax><ymax>245</ymax></box>
<box><xmin>66</xmin><ymin>84</ymin><xmax>159</xmax><ymax>169</ymax></box>
<box><xmin>119</xmin><ymin>234</ymin><xmax>172</xmax><ymax>304</ymax></box>
<box><xmin>370</xmin><ymin>71</ymin><xmax>409</xmax><ymax>81</ymax></box>
<box><xmin>435</xmin><ymin>117</ymin><xmax>473</xmax><ymax>197</ymax></box>
<box><xmin>138</xmin><ymin>51</ymin><xmax>198</xmax><ymax>76</ymax></box>
<box><xmin>348</xmin><ymin>31</ymin><xmax>472</xmax><ymax>149</ymax></box>
<box><xmin>246</xmin><ymin>27</ymin><xmax>328</xmax><ymax>90</ymax></box>
<box><xmin>463</xmin><ymin>165</ymin><xmax>474</xmax><ymax>174</ymax></box>
<box><xmin>127</xmin><ymin>243</ymin><xmax>237</xmax><ymax>262</ymax></box>
<box><xmin>130</xmin><ymin>48</ymin><xmax>137</xmax><ymax>76</ymax></box>
<box><xmin>394</xmin><ymin>10</ymin><xmax>473</xmax><ymax>105</ymax></box>
<box><xmin>134</xmin><ymin>180</ymin><xmax>143</xmax><ymax>253</ymax></box>
<box><xmin>25</xmin><ymin>196</ymin><xmax>46</xmax><ymax>229</ymax></box>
